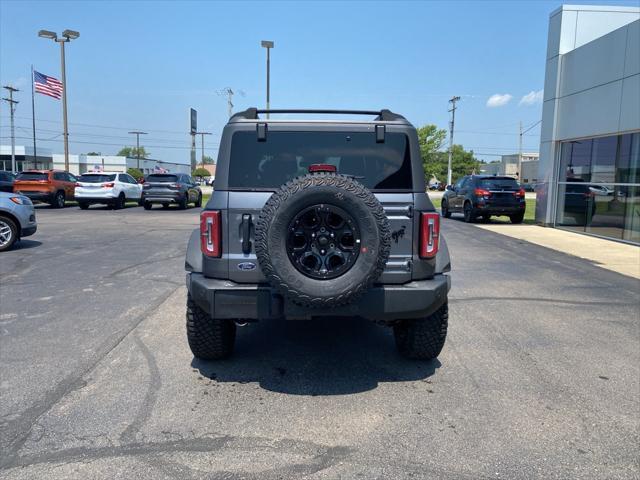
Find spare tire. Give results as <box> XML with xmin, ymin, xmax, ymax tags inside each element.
<box><xmin>255</xmin><ymin>172</ymin><xmax>391</xmax><ymax>308</ymax></box>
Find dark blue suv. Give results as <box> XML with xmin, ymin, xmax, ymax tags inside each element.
<box><xmin>441</xmin><ymin>175</ymin><xmax>526</xmax><ymax>223</ymax></box>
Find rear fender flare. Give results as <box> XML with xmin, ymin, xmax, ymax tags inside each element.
<box><xmin>185</xmin><ymin>228</ymin><xmax>202</xmax><ymax>273</ymax></box>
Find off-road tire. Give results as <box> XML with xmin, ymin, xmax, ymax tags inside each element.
<box><xmin>0</xmin><ymin>215</ymin><xmax>18</xmax><ymax>252</ymax></box>
<box><xmin>510</xmin><ymin>212</ymin><xmax>525</xmax><ymax>224</ymax></box>
<box><xmin>463</xmin><ymin>202</ymin><xmax>475</xmax><ymax>223</ymax></box>
<box><xmin>143</xmin><ymin>201</ymin><xmax>152</xmax><ymax>210</ymax></box>
<box><xmin>186</xmin><ymin>295</ymin><xmax>236</xmax><ymax>360</ymax></box>
<box><xmin>255</xmin><ymin>173</ymin><xmax>391</xmax><ymax>308</ymax></box>
<box><xmin>394</xmin><ymin>303</ymin><xmax>448</xmax><ymax>360</ymax></box>
<box><xmin>441</xmin><ymin>199</ymin><xmax>451</xmax><ymax>218</ymax></box>
<box><xmin>78</xmin><ymin>202</ymin><xmax>90</xmax><ymax>210</ymax></box>
<box><xmin>51</xmin><ymin>191</ymin><xmax>65</xmax><ymax>209</ymax></box>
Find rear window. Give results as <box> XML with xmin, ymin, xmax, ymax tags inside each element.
<box><xmin>228</xmin><ymin>131</ymin><xmax>412</xmax><ymax>190</ymax></box>
<box><xmin>17</xmin><ymin>172</ymin><xmax>48</xmax><ymax>181</ymax></box>
<box><xmin>79</xmin><ymin>174</ymin><xmax>116</xmax><ymax>183</ymax></box>
<box><xmin>146</xmin><ymin>174</ymin><xmax>178</xmax><ymax>183</ymax></box>
<box><xmin>477</xmin><ymin>178</ymin><xmax>519</xmax><ymax>190</ymax></box>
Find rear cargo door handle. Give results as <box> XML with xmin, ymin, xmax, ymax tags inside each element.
<box><xmin>241</xmin><ymin>214</ymin><xmax>252</xmax><ymax>254</ymax></box>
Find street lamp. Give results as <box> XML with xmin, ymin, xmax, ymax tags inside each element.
<box><xmin>128</xmin><ymin>131</ymin><xmax>148</xmax><ymax>169</ymax></box>
<box><xmin>38</xmin><ymin>28</ymin><xmax>80</xmax><ymax>172</ymax></box>
<box><xmin>261</xmin><ymin>40</ymin><xmax>274</xmax><ymax>118</ymax></box>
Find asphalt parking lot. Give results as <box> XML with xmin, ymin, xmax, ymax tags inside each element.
<box><xmin>1</xmin><ymin>204</ymin><xmax>639</xmax><ymax>479</ymax></box>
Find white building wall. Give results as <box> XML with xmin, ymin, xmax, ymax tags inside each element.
<box><xmin>536</xmin><ymin>5</ymin><xmax>640</xmax><ymax>224</ymax></box>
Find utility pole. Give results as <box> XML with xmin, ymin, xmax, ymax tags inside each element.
<box><xmin>128</xmin><ymin>131</ymin><xmax>147</xmax><ymax>169</ymax></box>
<box><xmin>518</xmin><ymin>120</ymin><xmax>542</xmax><ymax>183</ymax></box>
<box><xmin>261</xmin><ymin>40</ymin><xmax>274</xmax><ymax>118</ymax></box>
<box><xmin>195</xmin><ymin>132</ymin><xmax>212</xmax><ymax>166</ymax></box>
<box><xmin>518</xmin><ymin>121</ymin><xmax>523</xmax><ymax>181</ymax></box>
<box><xmin>447</xmin><ymin>96</ymin><xmax>460</xmax><ymax>186</ymax></box>
<box><xmin>217</xmin><ymin>87</ymin><xmax>245</xmax><ymax>118</ymax></box>
<box><xmin>2</xmin><ymin>86</ymin><xmax>19</xmax><ymax>173</ymax></box>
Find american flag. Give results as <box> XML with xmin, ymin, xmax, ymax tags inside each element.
<box><xmin>34</xmin><ymin>70</ymin><xmax>63</xmax><ymax>99</ymax></box>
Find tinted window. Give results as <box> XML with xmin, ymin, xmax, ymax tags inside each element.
<box><xmin>79</xmin><ymin>174</ymin><xmax>116</xmax><ymax>183</ymax></box>
<box><xmin>147</xmin><ymin>174</ymin><xmax>178</xmax><ymax>183</ymax></box>
<box><xmin>228</xmin><ymin>131</ymin><xmax>413</xmax><ymax>190</ymax></box>
<box><xmin>0</xmin><ymin>172</ymin><xmax>10</xmax><ymax>181</ymax></box>
<box><xmin>17</xmin><ymin>172</ymin><xmax>48</xmax><ymax>181</ymax></box>
<box><xmin>477</xmin><ymin>177</ymin><xmax>519</xmax><ymax>189</ymax></box>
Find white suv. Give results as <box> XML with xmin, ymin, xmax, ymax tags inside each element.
<box><xmin>75</xmin><ymin>172</ymin><xmax>143</xmax><ymax>210</ymax></box>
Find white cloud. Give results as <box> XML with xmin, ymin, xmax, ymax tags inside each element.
<box><xmin>519</xmin><ymin>89</ymin><xmax>544</xmax><ymax>106</ymax></box>
<box><xmin>486</xmin><ymin>93</ymin><xmax>513</xmax><ymax>108</ymax></box>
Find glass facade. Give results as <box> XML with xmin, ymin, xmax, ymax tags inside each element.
<box><xmin>555</xmin><ymin>132</ymin><xmax>640</xmax><ymax>244</ymax></box>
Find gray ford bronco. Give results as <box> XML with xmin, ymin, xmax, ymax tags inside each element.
<box><xmin>184</xmin><ymin>109</ymin><xmax>451</xmax><ymax>360</ymax></box>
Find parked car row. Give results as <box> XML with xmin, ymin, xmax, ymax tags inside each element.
<box><xmin>5</xmin><ymin>170</ymin><xmax>202</xmax><ymax>210</ymax></box>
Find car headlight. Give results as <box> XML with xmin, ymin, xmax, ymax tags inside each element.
<box><xmin>9</xmin><ymin>196</ymin><xmax>32</xmax><ymax>205</ymax></box>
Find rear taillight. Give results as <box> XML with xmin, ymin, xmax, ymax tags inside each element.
<box><xmin>474</xmin><ymin>188</ymin><xmax>491</xmax><ymax>197</ymax></box>
<box><xmin>102</xmin><ymin>182</ymin><xmax>115</xmax><ymax>188</ymax></box>
<box><xmin>200</xmin><ymin>210</ymin><xmax>221</xmax><ymax>257</ymax></box>
<box><xmin>420</xmin><ymin>212</ymin><xmax>440</xmax><ymax>259</ymax></box>
<box><xmin>515</xmin><ymin>188</ymin><xmax>525</xmax><ymax>198</ymax></box>
<box><xmin>168</xmin><ymin>183</ymin><xmax>180</xmax><ymax>189</ymax></box>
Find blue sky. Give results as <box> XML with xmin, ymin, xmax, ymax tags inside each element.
<box><xmin>1</xmin><ymin>0</ymin><xmax>637</xmax><ymax>165</ymax></box>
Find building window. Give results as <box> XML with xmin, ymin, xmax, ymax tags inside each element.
<box><xmin>556</xmin><ymin>132</ymin><xmax>640</xmax><ymax>244</ymax></box>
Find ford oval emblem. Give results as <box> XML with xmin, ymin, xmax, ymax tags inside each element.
<box><xmin>237</xmin><ymin>262</ymin><xmax>257</xmax><ymax>271</ymax></box>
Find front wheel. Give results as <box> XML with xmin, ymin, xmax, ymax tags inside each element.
<box><xmin>394</xmin><ymin>303</ymin><xmax>448</xmax><ymax>360</ymax></box>
<box><xmin>51</xmin><ymin>191</ymin><xmax>65</xmax><ymax>209</ymax></box>
<box><xmin>0</xmin><ymin>216</ymin><xmax>18</xmax><ymax>252</ymax></box>
<box><xmin>441</xmin><ymin>200</ymin><xmax>451</xmax><ymax>218</ymax></box>
<box><xmin>114</xmin><ymin>193</ymin><xmax>126</xmax><ymax>210</ymax></box>
<box><xmin>186</xmin><ymin>295</ymin><xmax>236</xmax><ymax>360</ymax></box>
<box><xmin>510</xmin><ymin>212</ymin><xmax>525</xmax><ymax>224</ymax></box>
<box><xmin>463</xmin><ymin>202</ymin><xmax>475</xmax><ymax>223</ymax></box>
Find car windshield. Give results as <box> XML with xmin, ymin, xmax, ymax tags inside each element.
<box><xmin>477</xmin><ymin>178</ymin><xmax>519</xmax><ymax>190</ymax></box>
<box><xmin>16</xmin><ymin>172</ymin><xmax>48</xmax><ymax>181</ymax></box>
<box><xmin>147</xmin><ymin>174</ymin><xmax>178</xmax><ymax>182</ymax></box>
<box><xmin>228</xmin><ymin>131</ymin><xmax>412</xmax><ymax>190</ymax></box>
<box><xmin>79</xmin><ymin>174</ymin><xmax>116</xmax><ymax>183</ymax></box>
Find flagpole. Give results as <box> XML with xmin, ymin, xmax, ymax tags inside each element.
<box><xmin>31</xmin><ymin>65</ymin><xmax>37</xmax><ymax>169</ymax></box>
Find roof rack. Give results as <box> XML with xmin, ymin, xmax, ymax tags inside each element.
<box><xmin>230</xmin><ymin>108</ymin><xmax>407</xmax><ymax>122</ymax></box>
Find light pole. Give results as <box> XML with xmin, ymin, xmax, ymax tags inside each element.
<box><xmin>2</xmin><ymin>86</ymin><xmax>19</xmax><ymax>173</ymax></box>
<box><xmin>128</xmin><ymin>131</ymin><xmax>148</xmax><ymax>169</ymax></box>
<box><xmin>261</xmin><ymin>40</ymin><xmax>274</xmax><ymax>118</ymax></box>
<box><xmin>38</xmin><ymin>29</ymin><xmax>79</xmax><ymax>172</ymax></box>
<box><xmin>195</xmin><ymin>132</ymin><xmax>212</xmax><ymax>167</ymax></box>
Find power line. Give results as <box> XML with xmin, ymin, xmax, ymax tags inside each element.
<box><xmin>0</xmin><ymin>135</ymin><xmax>219</xmax><ymax>151</ymax></box>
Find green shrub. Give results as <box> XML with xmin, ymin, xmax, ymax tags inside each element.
<box><xmin>127</xmin><ymin>168</ymin><xmax>144</xmax><ymax>181</ymax></box>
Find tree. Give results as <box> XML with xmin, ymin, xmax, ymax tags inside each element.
<box><xmin>117</xmin><ymin>146</ymin><xmax>149</xmax><ymax>159</ymax></box>
<box><xmin>192</xmin><ymin>167</ymin><xmax>210</xmax><ymax>178</ymax></box>
<box><xmin>417</xmin><ymin>125</ymin><xmax>447</xmax><ymax>181</ymax></box>
<box><xmin>201</xmin><ymin>155</ymin><xmax>215</xmax><ymax>165</ymax></box>
<box><xmin>127</xmin><ymin>168</ymin><xmax>144</xmax><ymax>181</ymax></box>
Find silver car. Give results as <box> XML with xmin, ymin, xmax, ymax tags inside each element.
<box><xmin>0</xmin><ymin>191</ymin><xmax>37</xmax><ymax>252</ymax></box>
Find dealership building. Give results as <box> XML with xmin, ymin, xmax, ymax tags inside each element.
<box><xmin>536</xmin><ymin>5</ymin><xmax>639</xmax><ymax>244</ymax></box>
<box><xmin>0</xmin><ymin>145</ymin><xmax>190</xmax><ymax>175</ymax></box>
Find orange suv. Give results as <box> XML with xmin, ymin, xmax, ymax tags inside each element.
<box><xmin>13</xmin><ymin>170</ymin><xmax>77</xmax><ymax>208</ymax></box>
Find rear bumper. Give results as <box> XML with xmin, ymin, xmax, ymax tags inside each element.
<box><xmin>187</xmin><ymin>273</ymin><xmax>450</xmax><ymax>321</ymax></box>
<box><xmin>142</xmin><ymin>192</ymin><xmax>182</xmax><ymax>203</ymax></box>
<box><xmin>14</xmin><ymin>191</ymin><xmax>52</xmax><ymax>203</ymax></box>
<box><xmin>75</xmin><ymin>196</ymin><xmax>117</xmax><ymax>204</ymax></box>
<box><xmin>475</xmin><ymin>203</ymin><xmax>525</xmax><ymax>215</ymax></box>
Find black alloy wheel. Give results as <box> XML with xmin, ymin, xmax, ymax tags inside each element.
<box><xmin>286</xmin><ymin>204</ymin><xmax>361</xmax><ymax>280</ymax></box>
